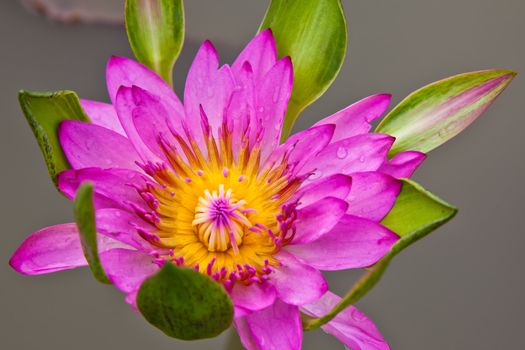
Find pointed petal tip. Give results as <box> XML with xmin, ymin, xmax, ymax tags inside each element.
<box><xmin>281</xmin><ymin>55</ymin><xmax>293</xmax><ymax>69</ymax></box>
<box><xmin>505</xmin><ymin>69</ymin><xmax>517</xmax><ymax>77</ymax></box>
<box><xmin>372</xmin><ymin>92</ymin><xmax>393</xmax><ymax>101</ymax></box>
<box><xmin>9</xmin><ymin>251</ymin><xmax>26</xmax><ymax>275</ymax></box>
<box><xmin>489</xmin><ymin>69</ymin><xmax>517</xmax><ymax>78</ymax></box>
<box><xmin>240</xmin><ymin>60</ymin><xmax>254</xmax><ymax>73</ymax></box>
<box><xmin>255</xmin><ymin>28</ymin><xmax>277</xmax><ymax>51</ymax></box>
<box><xmin>106</xmin><ymin>55</ymin><xmax>129</xmax><ymax>69</ymax></box>
<box><xmin>200</xmin><ymin>39</ymin><xmax>219</xmax><ymax>57</ymax></box>
<box><xmin>278</xmin><ymin>56</ymin><xmax>294</xmax><ymax>83</ymax></box>
<box><xmin>502</xmin><ymin>70</ymin><xmax>518</xmax><ymax>83</ymax></box>
<box><xmin>260</xmin><ymin>27</ymin><xmax>274</xmax><ymax>37</ymax></box>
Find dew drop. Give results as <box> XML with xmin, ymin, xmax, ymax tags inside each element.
<box><xmin>258</xmin><ymin>106</ymin><xmax>265</xmax><ymax>113</ymax></box>
<box><xmin>336</xmin><ymin>146</ymin><xmax>348</xmax><ymax>159</ymax></box>
<box><xmin>359</xmin><ymin>155</ymin><xmax>366</xmax><ymax>163</ymax></box>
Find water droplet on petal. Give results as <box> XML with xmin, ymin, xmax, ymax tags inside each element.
<box><xmin>258</xmin><ymin>106</ymin><xmax>265</xmax><ymax>113</ymax></box>
<box><xmin>336</xmin><ymin>146</ymin><xmax>348</xmax><ymax>159</ymax></box>
<box><xmin>359</xmin><ymin>156</ymin><xmax>366</xmax><ymax>163</ymax></box>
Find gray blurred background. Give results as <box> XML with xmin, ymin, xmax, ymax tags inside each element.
<box><xmin>1</xmin><ymin>1</ymin><xmax>524</xmax><ymax>349</ymax></box>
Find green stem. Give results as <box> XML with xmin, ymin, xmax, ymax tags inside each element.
<box><xmin>303</xmin><ymin>255</ymin><xmax>393</xmax><ymax>331</ymax></box>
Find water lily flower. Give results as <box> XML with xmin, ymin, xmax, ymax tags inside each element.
<box><xmin>10</xmin><ymin>30</ymin><xmax>425</xmax><ymax>350</ymax></box>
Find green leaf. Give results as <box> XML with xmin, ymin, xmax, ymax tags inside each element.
<box><xmin>376</xmin><ymin>70</ymin><xmax>516</xmax><ymax>155</ymax></box>
<box><xmin>381</xmin><ymin>179</ymin><xmax>458</xmax><ymax>238</ymax></box>
<box><xmin>137</xmin><ymin>263</ymin><xmax>233</xmax><ymax>340</ymax></box>
<box><xmin>74</xmin><ymin>183</ymin><xmax>111</xmax><ymax>284</ymax></box>
<box><xmin>303</xmin><ymin>179</ymin><xmax>457</xmax><ymax>331</ymax></box>
<box><xmin>18</xmin><ymin>90</ymin><xmax>89</xmax><ymax>187</ymax></box>
<box><xmin>259</xmin><ymin>0</ymin><xmax>347</xmax><ymax>139</ymax></box>
<box><xmin>126</xmin><ymin>0</ymin><xmax>185</xmax><ymax>87</ymax></box>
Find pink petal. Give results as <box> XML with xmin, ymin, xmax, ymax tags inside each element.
<box><xmin>296</xmin><ymin>174</ymin><xmax>352</xmax><ymax>208</ymax></box>
<box><xmin>315</xmin><ymin>94</ymin><xmax>392</xmax><ymax>142</ymax></box>
<box><xmin>80</xmin><ymin>99</ymin><xmax>125</xmax><ymax>135</ymax></box>
<box><xmin>346</xmin><ymin>172</ymin><xmax>402</xmax><ymax>222</ymax></box>
<box><xmin>256</xmin><ymin>57</ymin><xmax>293</xmax><ymax>159</ymax></box>
<box><xmin>100</xmin><ymin>248</ymin><xmax>159</xmax><ymax>294</ymax></box>
<box><xmin>57</xmin><ymin>168</ymin><xmax>147</xmax><ymax>211</ymax></box>
<box><xmin>121</xmin><ymin>85</ymin><xmax>186</xmax><ymax>162</ymax></box>
<box><xmin>302</xmin><ymin>134</ymin><xmax>395</xmax><ymax>181</ymax></box>
<box><xmin>379</xmin><ymin>151</ymin><xmax>426</xmax><ymax>178</ymax></box>
<box><xmin>230</xmin><ymin>282</ymin><xmax>277</xmax><ymax>313</ymax></box>
<box><xmin>106</xmin><ymin>56</ymin><xmax>185</xmax><ymax>119</ymax></box>
<box><xmin>235</xmin><ymin>300</ymin><xmax>302</xmax><ymax>350</ymax></box>
<box><xmin>270</xmin><ymin>124</ymin><xmax>335</xmax><ymax>174</ymax></box>
<box><xmin>286</xmin><ymin>215</ymin><xmax>398</xmax><ymax>270</ymax></box>
<box><xmin>227</xmin><ymin>62</ymin><xmax>257</xmax><ymax>153</ymax></box>
<box><xmin>95</xmin><ymin>208</ymin><xmax>157</xmax><ymax>252</ymax></box>
<box><xmin>232</xmin><ymin>29</ymin><xmax>277</xmax><ymax>84</ymax></box>
<box><xmin>269</xmin><ymin>251</ymin><xmax>328</xmax><ymax>306</ymax></box>
<box><xmin>184</xmin><ymin>41</ymin><xmax>235</xmax><ymax>136</ymax></box>
<box><xmin>302</xmin><ymin>291</ymin><xmax>390</xmax><ymax>350</ymax></box>
<box><xmin>293</xmin><ymin>197</ymin><xmax>348</xmax><ymax>244</ymax></box>
<box><xmin>115</xmin><ymin>86</ymin><xmax>169</xmax><ymax>162</ymax></box>
<box><xmin>59</xmin><ymin>120</ymin><xmax>140</xmax><ymax>170</ymax></box>
<box><xmin>10</xmin><ymin>223</ymin><xmax>124</xmax><ymax>275</ymax></box>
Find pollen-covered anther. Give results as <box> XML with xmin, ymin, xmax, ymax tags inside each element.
<box><xmin>192</xmin><ymin>184</ymin><xmax>254</xmax><ymax>254</ymax></box>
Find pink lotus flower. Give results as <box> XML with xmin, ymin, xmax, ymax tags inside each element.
<box><xmin>10</xmin><ymin>30</ymin><xmax>425</xmax><ymax>350</ymax></box>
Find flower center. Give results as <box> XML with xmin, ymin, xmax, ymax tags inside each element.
<box><xmin>134</xmin><ymin>117</ymin><xmax>302</xmax><ymax>287</ymax></box>
<box><xmin>193</xmin><ymin>185</ymin><xmax>252</xmax><ymax>254</ymax></box>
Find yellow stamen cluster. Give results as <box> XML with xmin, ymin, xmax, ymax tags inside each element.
<box><xmin>143</xmin><ymin>124</ymin><xmax>300</xmax><ymax>282</ymax></box>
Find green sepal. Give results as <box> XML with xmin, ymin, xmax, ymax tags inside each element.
<box><xmin>376</xmin><ymin>70</ymin><xmax>516</xmax><ymax>155</ymax></box>
<box><xmin>74</xmin><ymin>183</ymin><xmax>111</xmax><ymax>284</ymax></box>
<box><xmin>137</xmin><ymin>263</ymin><xmax>234</xmax><ymax>340</ymax></box>
<box><xmin>125</xmin><ymin>0</ymin><xmax>185</xmax><ymax>87</ymax></box>
<box><xmin>259</xmin><ymin>0</ymin><xmax>347</xmax><ymax>139</ymax></box>
<box><xmin>303</xmin><ymin>179</ymin><xmax>457</xmax><ymax>330</ymax></box>
<box><xmin>18</xmin><ymin>90</ymin><xmax>89</xmax><ymax>187</ymax></box>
